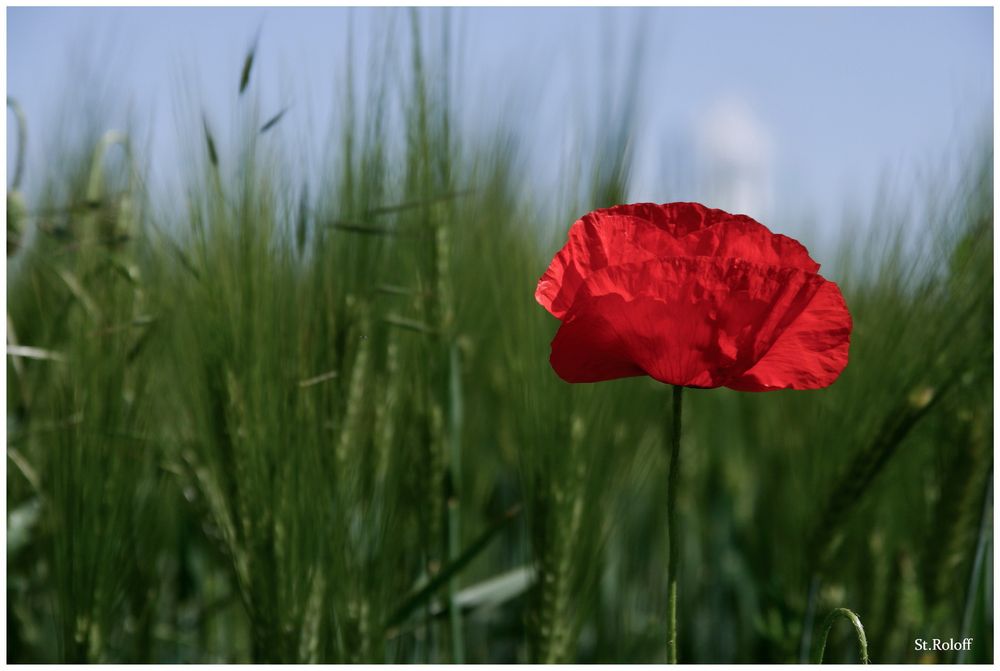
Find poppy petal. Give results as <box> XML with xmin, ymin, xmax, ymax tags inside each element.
<box><xmin>549</xmin><ymin>257</ymin><xmax>829</xmax><ymax>387</ymax></box>
<box><xmin>536</xmin><ymin>209</ymin><xmax>688</xmax><ymax>319</ymax></box>
<box><xmin>725</xmin><ymin>280</ymin><xmax>852</xmax><ymax>391</ymax></box>
<box><xmin>684</xmin><ymin>218</ymin><xmax>820</xmax><ymax>275</ymax></box>
<box><xmin>535</xmin><ymin>202</ymin><xmax>819</xmax><ymax>320</ymax></box>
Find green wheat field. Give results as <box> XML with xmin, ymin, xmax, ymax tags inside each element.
<box><xmin>6</xmin><ymin>14</ymin><xmax>993</xmax><ymax>664</ymax></box>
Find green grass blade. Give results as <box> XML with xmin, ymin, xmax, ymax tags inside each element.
<box><xmin>384</xmin><ymin>504</ymin><xmax>521</xmax><ymax>631</ymax></box>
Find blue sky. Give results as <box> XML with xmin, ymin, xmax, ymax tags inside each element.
<box><xmin>6</xmin><ymin>7</ymin><xmax>993</xmax><ymax>252</ymax></box>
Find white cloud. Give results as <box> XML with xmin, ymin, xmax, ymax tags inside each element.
<box><xmin>696</xmin><ymin>96</ymin><xmax>774</xmax><ymax>218</ymax></box>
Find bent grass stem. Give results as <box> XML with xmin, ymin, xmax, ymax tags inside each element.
<box><xmin>813</xmin><ymin>607</ymin><xmax>869</xmax><ymax>664</ymax></box>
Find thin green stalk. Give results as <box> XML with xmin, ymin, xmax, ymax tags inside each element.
<box><xmin>446</xmin><ymin>341</ymin><xmax>465</xmax><ymax>663</ymax></box>
<box><xmin>7</xmin><ymin>96</ymin><xmax>26</xmax><ymax>189</ymax></box>
<box><xmin>799</xmin><ymin>574</ymin><xmax>822</xmax><ymax>663</ymax></box>
<box><xmin>956</xmin><ymin>465</ymin><xmax>992</xmax><ymax>664</ymax></box>
<box><xmin>813</xmin><ymin>607</ymin><xmax>869</xmax><ymax>664</ymax></box>
<box><xmin>666</xmin><ymin>385</ymin><xmax>683</xmax><ymax>664</ymax></box>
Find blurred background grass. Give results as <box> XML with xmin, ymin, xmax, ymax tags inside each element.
<box><xmin>6</xmin><ymin>8</ymin><xmax>993</xmax><ymax>664</ymax></box>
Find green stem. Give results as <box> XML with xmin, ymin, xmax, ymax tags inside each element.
<box><xmin>812</xmin><ymin>607</ymin><xmax>869</xmax><ymax>664</ymax></box>
<box><xmin>447</xmin><ymin>342</ymin><xmax>465</xmax><ymax>664</ymax></box>
<box><xmin>798</xmin><ymin>573</ymin><xmax>822</xmax><ymax>663</ymax></box>
<box><xmin>7</xmin><ymin>96</ymin><xmax>26</xmax><ymax>189</ymax></box>
<box><xmin>666</xmin><ymin>385</ymin><xmax>683</xmax><ymax>664</ymax></box>
<box><xmin>956</xmin><ymin>465</ymin><xmax>992</xmax><ymax>664</ymax></box>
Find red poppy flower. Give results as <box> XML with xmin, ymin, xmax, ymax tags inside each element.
<box><xmin>535</xmin><ymin>202</ymin><xmax>852</xmax><ymax>390</ymax></box>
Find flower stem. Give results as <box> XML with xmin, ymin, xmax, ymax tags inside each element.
<box><xmin>666</xmin><ymin>384</ymin><xmax>683</xmax><ymax>664</ymax></box>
